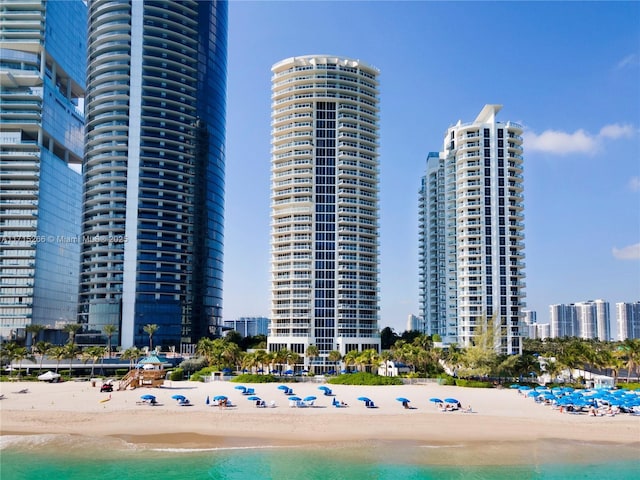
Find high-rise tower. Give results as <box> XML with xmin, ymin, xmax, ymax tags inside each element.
<box><xmin>419</xmin><ymin>105</ymin><xmax>525</xmax><ymax>354</ymax></box>
<box><xmin>268</xmin><ymin>55</ymin><xmax>381</xmax><ymax>370</ymax></box>
<box><xmin>80</xmin><ymin>0</ymin><xmax>228</xmax><ymax>350</ymax></box>
<box><xmin>0</xmin><ymin>0</ymin><xmax>86</xmax><ymax>341</ymax></box>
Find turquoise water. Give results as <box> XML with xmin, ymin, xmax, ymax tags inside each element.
<box><xmin>2</xmin><ymin>436</ymin><xmax>638</xmax><ymax>480</ymax></box>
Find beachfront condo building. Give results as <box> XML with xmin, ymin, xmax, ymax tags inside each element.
<box><xmin>549</xmin><ymin>303</ymin><xmax>578</xmax><ymax>338</ymax></box>
<box><xmin>419</xmin><ymin>105</ymin><xmax>526</xmax><ymax>355</ymax></box>
<box><xmin>79</xmin><ymin>0</ymin><xmax>228</xmax><ymax>350</ymax></box>
<box><xmin>550</xmin><ymin>300</ymin><xmax>611</xmax><ymax>340</ymax></box>
<box><xmin>576</xmin><ymin>299</ymin><xmax>611</xmax><ymax>341</ymax></box>
<box><xmin>617</xmin><ymin>301</ymin><xmax>640</xmax><ymax>340</ymax></box>
<box><xmin>0</xmin><ymin>0</ymin><xmax>86</xmax><ymax>342</ymax></box>
<box><xmin>268</xmin><ymin>55</ymin><xmax>381</xmax><ymax>371</ymax></box>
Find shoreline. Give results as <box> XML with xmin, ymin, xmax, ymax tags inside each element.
<box><xmin>2</xmin><ymin>379</ymin><xmax>639</xmax><ymax>464</ymax></box>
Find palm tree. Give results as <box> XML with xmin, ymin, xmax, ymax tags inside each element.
<box><xmin>327</xmin><ymin>350</ymin><xmax>342</xmax><ymax>373</ymax></box>
<box><xmin>12</xmin><ymin>346</ymin><xmax>30</xmax><ymax>379</ymax></box>
<box><xmin>343</xmin><ymin>349</ymin><xmax>360</xmax><ymax>373</ymax></box>
<box><xmin>379</xmin><ymin>350</ymin><xmax>392</xmax><ymax>376</ymax></box>
<box><xmin>241</xmin><ymin>351</ymin><xmax>257</xmax><ymax>374</ymax></box>
<box><xmin>121</xmin><ymin>347</ymin><xmax>142</xmax><ymax>372</ymax></box>
<box><xmin>621</xmin><ymin>339</ymin><xmax>640</xmax><ymax>383</ymax></box>
<box><xmin>33</xmin><ymin>341</ymin><xmax>52</xmax><ymax>373</ymax></box>
<box><xmin>358</xmin><ymin>349</ymin><xmax>380</xmax><ymax>374</ymax></box>
<box><xmin>25</xmin><ymin>324</ymin><xmax>44</xmax><ymax>352</ymax></box>
<box><xmin>195</xmin><ymin>337</ymin><xmax>216</xmax><ymax>366</ymax></box>
<box><xmin>1</xmin><ymin>342</ymin><xmax>20</xmax><ymax>379</ymax></box>
<box><xmin>222</xmin><ymin>341</ymin><xmax>242</xmax><ymax>372</ymax></box>
<box><xmin>283</xmin><ymin>349</ymin><xmax>301</xmax><ymax>373</ymax></box>
<box><xmin>103</xmin><ymin>324</ymin><xmax>118</xmax><ymax>358</ymax></box>
<box><xmin>143</xmin><ymin>324</ymin><xmax>159</xmax><ymax>352</ymax></box>
<box><xmin>305</xmin><ymin>345</ymin><xmax>319</xmax><ymax>373</ymax></box>
<box><xmin>64</xmin><ymin>343</ymin><xmax>78</xmax><ymax>379</ymax></box>
<box><xmin>543</xmin><ymin>359</ymin><xmax>563</xmax><ymax>384</ymax></box>
<box><xmin>49</xmin><ymin>346</ymin><xmax>67</xmax><ymax>373</ymax></box>
<box><xmin>83</xmin><ymin>346</ymin><xmax>106</xmax><ymax>377</ymax></box>
<box><xmin>63</xmin><ymin>323</ymin><xmax>82</xmax><ymax>346</ymax></box>
<box><xmin>254</xmin><ymin>349</ymin><xmax>269</xmax><ymax>374</ymax></box>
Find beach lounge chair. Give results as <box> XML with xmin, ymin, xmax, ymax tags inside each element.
<box><xmin>332</xmin><ymin>398</ymin><xmax>347</xmax><ymax>408</ymax></box>
<box><xmin>365</xmin><ymin>400</ymin><xmax>376</xmax><ymax>408</ymax></box>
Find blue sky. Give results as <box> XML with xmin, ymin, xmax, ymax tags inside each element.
<box><xmin>223</xmin><ymin>1</ymin><xmax>640</xmax><ymax>334</ymax></box>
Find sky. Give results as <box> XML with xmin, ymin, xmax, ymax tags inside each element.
<box><xmin>222</xmin><ymin>0</ymin><xmax>640</xmax><ymax>335</ymax></box>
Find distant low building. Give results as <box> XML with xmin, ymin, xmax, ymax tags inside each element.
<box><xmin>224</xmin><ymin>317</ymin><xmax>270</xmax><ymax>337</ymax></box>
<box><xmin>378</xmin><ymin>360</ymin><xmax>411</xmax><ymax>377</ymax></box>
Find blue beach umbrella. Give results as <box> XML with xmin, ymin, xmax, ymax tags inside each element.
<box><xmin>429</xmin><ymin>398</ymin><xmax>443</xmax><ymax>403</ymax></box>
<box><xmin>289</xmin><ymin>396</ymin><xmax>302</xmax><ymax>401</ymax></box>
<box><xmin>206</xmin><ymin>396</ymin><xmax>210</xmax><ymax>405</ymax></box>
<box><xmin>234</xmin><ymin>385</ymin><xmax>247</xmax><ymax>391</ymax></box>
<box><xmin>318</xmin><ymin>386</ymin><xmax>331</xmax><ymax>391</ymax></box>
<box><xmin>171</xmin><ymin>394</ymin><xmax>186</xmax><ymax>401</ymax></box>
<box><xmin>140</xmin><ymin>394</ymin><xmax>155</xmax><ymax>400</ymax></box>
<box><xmin>396</xmin><ymin>397</ymin><xmax>410</xmax><ymax>403</ymax></box>
<box><xmin>444</xmin><ymin>398</ymin><xmax>459</xmax><ymax>404</ymax></box>
<box><xmin>213</xmin><ymin>395</ymin><xmax>227</xmax><ymax>401</ymax></box>
<box><xmin>303</xmin><ymin>396</ymin><xmax>317</xmax><ymax>402</ymax></box>
<box><xmin>357</xmin><ymin>397</ymin><xmax>371</xmax><ymax>402</ymax></box>
<box><xmin>277</xmin><ymin>385</ymin><xmax>289</xmax><ymax>391</ymax></box>
<box><xmin>247</xmin><ymin>396</ymin><xmax>261</xmax><ymax>401</ymax></box>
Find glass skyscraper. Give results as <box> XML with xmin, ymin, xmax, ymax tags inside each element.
<box><xmin>80</xmin><ymin>0</ymin><xmax>227</xmax><ymax>350</ymax></box>
<box><xmin>0</xmin><ymin>0</ymin><xmax>86</xmax><ymax>341</ymax></box>
<box><xmin>419</xmin><ymin>105</ymin><xmax>526</xmax><ymax>355</ymax></box>
<box><xmin>268</xmin><ymin>55</ymin><xmax>381</xmax><ymax>371</ymax></box>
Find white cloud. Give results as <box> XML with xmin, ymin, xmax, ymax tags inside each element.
<box><xmin>629</xmin><ymin>177</ymin><xmax>640</xmax><ymax>192</ymax></box>
<box><xmin>612</xmin><ymin>243</ymin><xmax>640</xmax><ymax>260</ymax></box>
<box><xmin>599</xmin><ymin>123</ymin><xmax>635</xmax><ymax>139</ymax></box>
<box><xmin>616</xmin><ymin>53</ymin><xmax>640</xmax><ymax>70</ymax></box>
<box><xmin>524</xmin><ymin>129</ymin><xmax>598</xmax><ymax>155</ymax></box>
<box><xmin>524</xmin><ymin>123</ymin><xmax>636</xmax><ymax>156</ymax></box>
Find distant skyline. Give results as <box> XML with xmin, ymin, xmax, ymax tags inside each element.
<box><xmin>223</xmin><ymin>1</ymin><xmax>640</xmax><ymax>334</ymax></box>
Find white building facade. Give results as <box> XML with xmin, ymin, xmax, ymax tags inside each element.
<box><xmin>550</xmin><ymin>300</ymin><xmax>611</xmax><ymax>340</ymax></box>
<box><xmin>419</xmin><ymin>105</ymin><xmax>526</xmax><ymax>355</ymax></box>
<box><xmin>268</xmin><ymin>55</ymin><xmax>381</xmax><ymax>370</ymax></box>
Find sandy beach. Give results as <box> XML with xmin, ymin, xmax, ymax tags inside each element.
<box><xmin>2</xmin><ymin>379</ymin><xmax>639</xmax><ymax>456</ymax></box>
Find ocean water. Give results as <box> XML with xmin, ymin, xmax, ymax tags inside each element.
<box><xmin>1</xmin><ymin>435</ymin><xmax>638</xmax><ymax>480</ymax></box>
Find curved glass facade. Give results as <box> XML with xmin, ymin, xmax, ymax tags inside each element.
<box><xmin>81</xmin><ymin>0</ymin><xmax>227</xmax><ymax>349</ymax></box>
<box><xmin>0</xmin><ymin>0</ymin><xmax>85</xmax><ymax>340</ymax></box>
<box><xmin>268</xmin><ymin>56</ymin><xmax>381</xmax><ymax>369</ymax></box>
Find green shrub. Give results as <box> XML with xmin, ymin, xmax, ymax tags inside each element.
<box><xmin>617</xmin><ymin>382</ymin><xmax>640</xmax><ymax>391</ymax></box>
<box><xmin>455</xmin><ymin>379</ymin><xmax>493</xmax><ymax>388</ymax></box>
<box><xmin>231</xmin><ymin>374</ymin><xmax>278</xmax><ymax>383</ymax></box>
<box><xmin>436</xmin><ymin>374</ymin><xmax>456</xmax><ymax>386</ymax></box>
<box><xmin>328</xmin><ymin>372</ymin><xmax>402</xmax><ymax>386</ymax></box>
<box><xmin>190</xmin><ymin>366</ymin><xmax>218</xmax><ymax>382</ymax></box>
<box><xmin>168</xmin><ymin>368</ymin><xmax>184</xmax><ymax>381</ymax></box>
<box><xmin>115</xmin><ymin>369</ymin><xmax>129</xmax><ymax>377</ymax></box>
